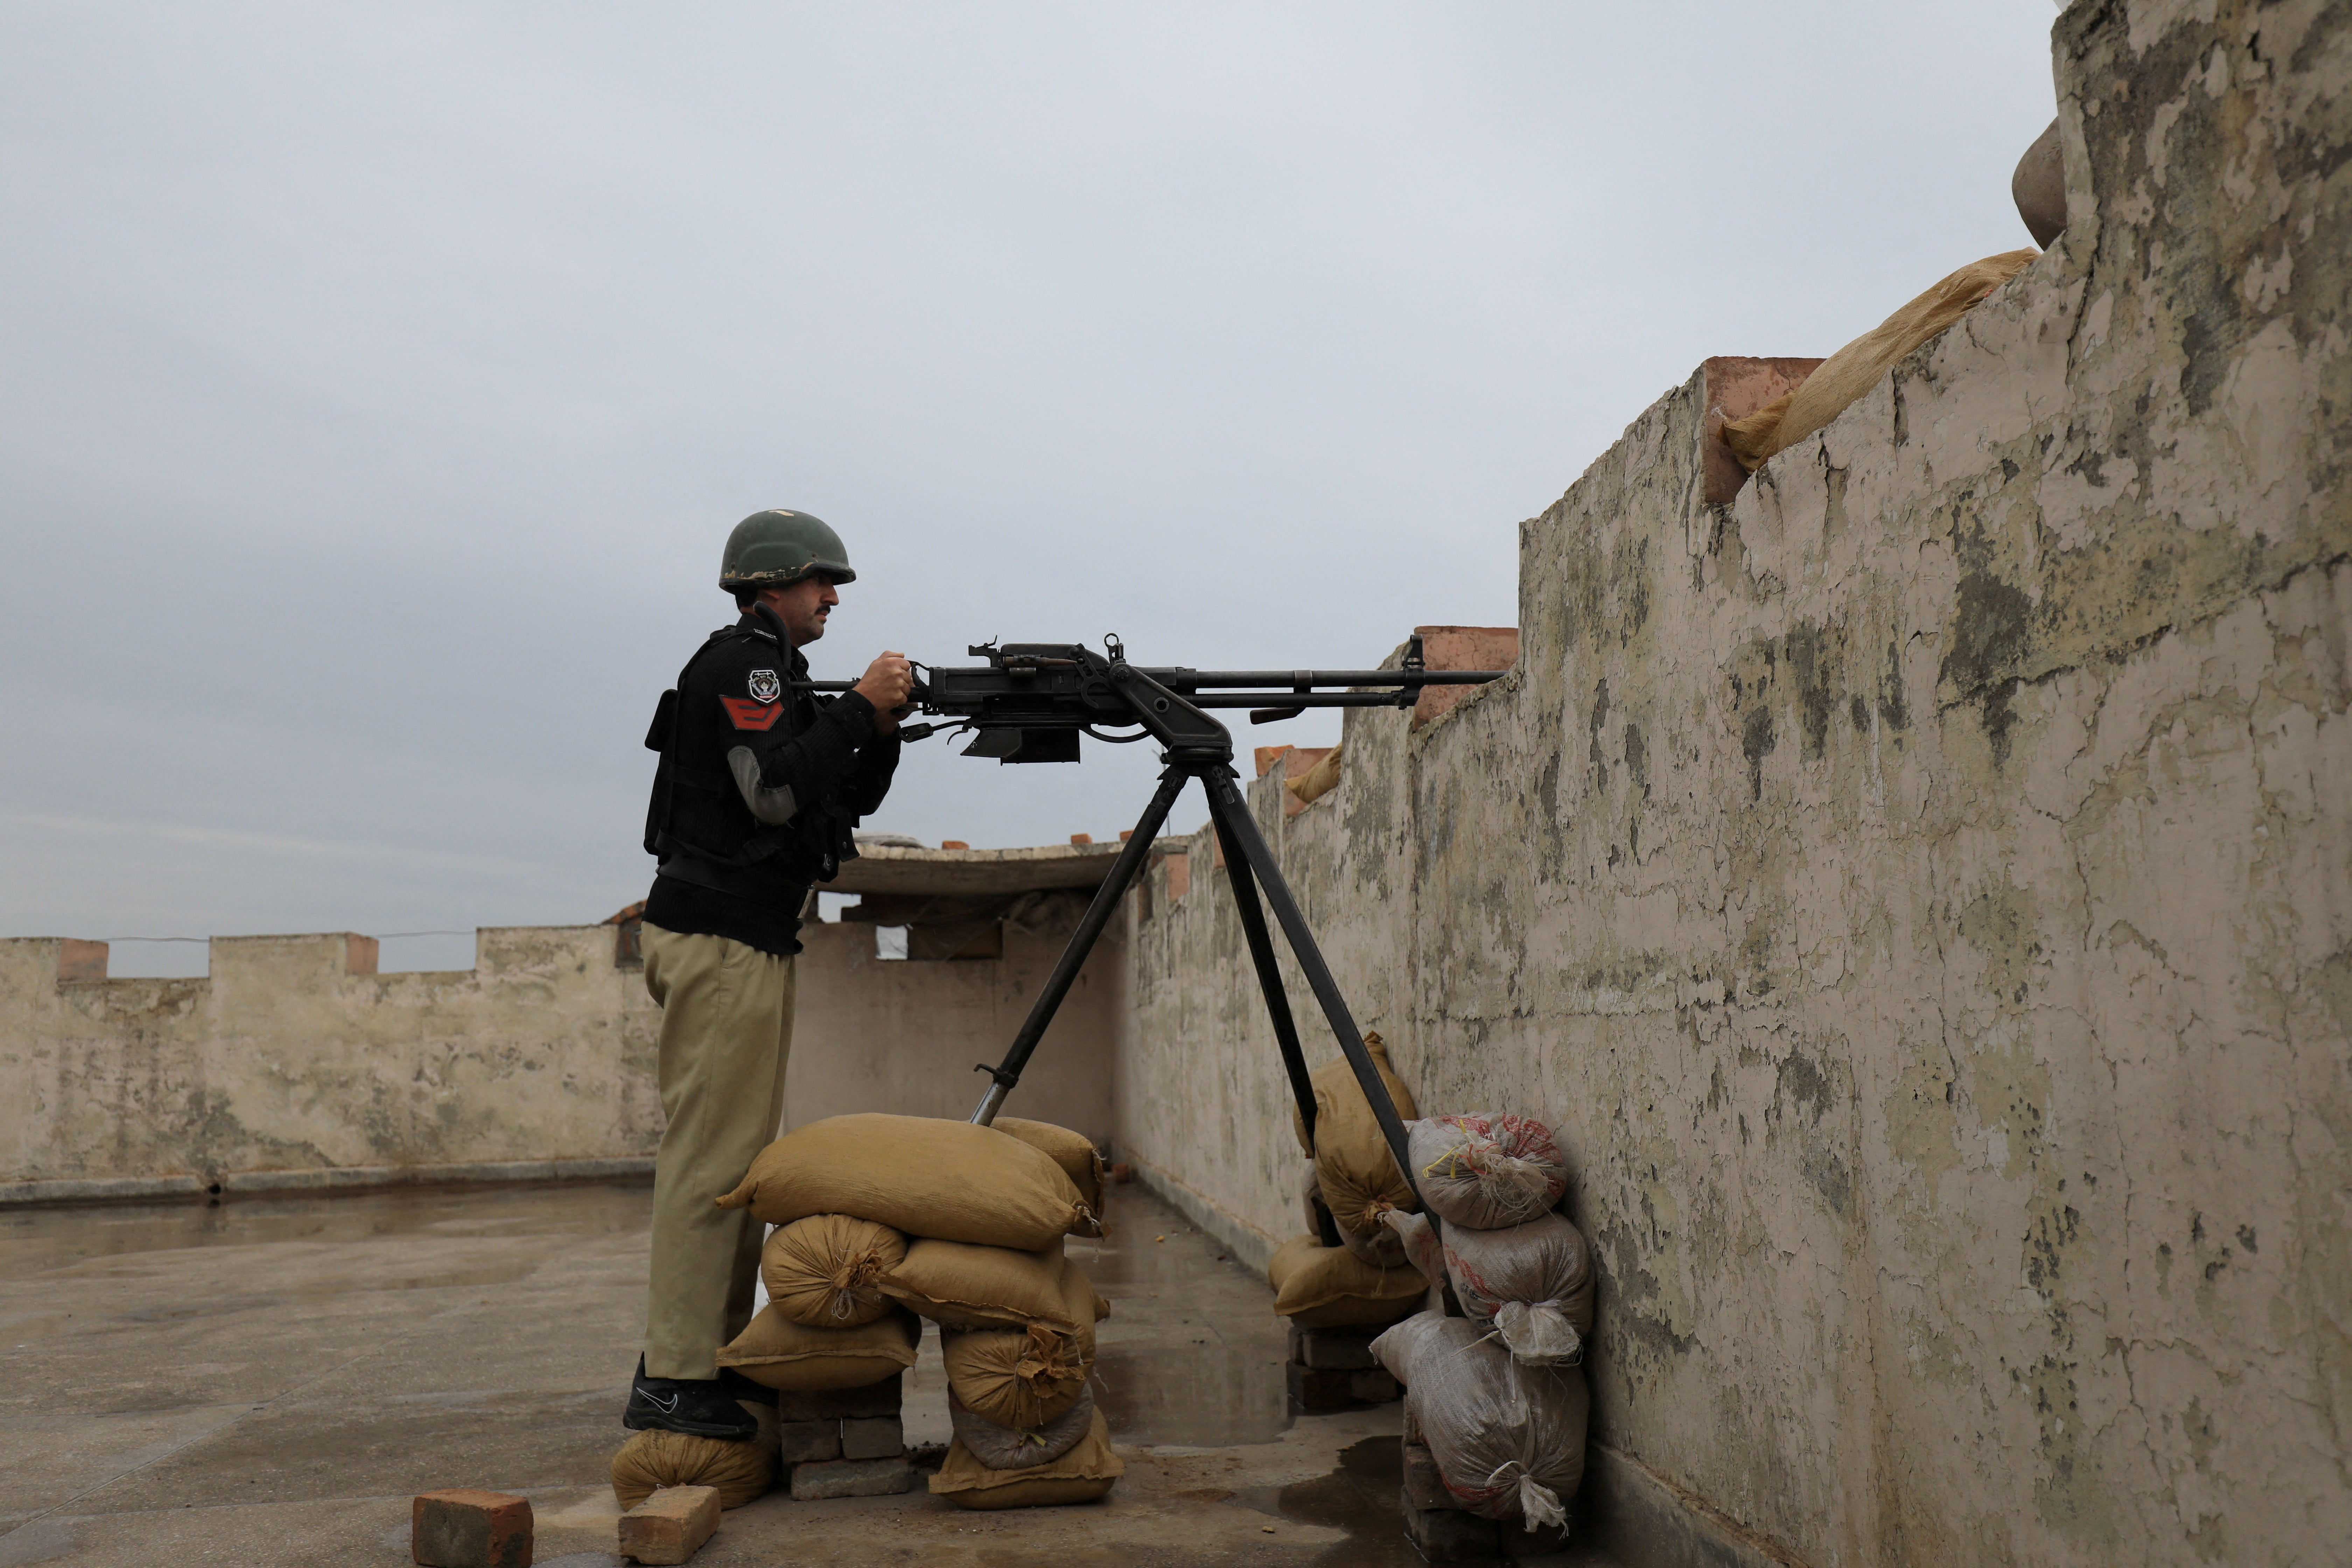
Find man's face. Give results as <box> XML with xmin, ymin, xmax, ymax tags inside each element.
<box><xmin>757</xmin><ymin>574</ymin><xmax>839</xmax><ymax>647</ymax></box>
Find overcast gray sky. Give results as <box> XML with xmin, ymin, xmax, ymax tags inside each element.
<box><xmin>3</xmin><ymin>2</ymin><xmax>2062</xmax><ymax>972</ymax></box>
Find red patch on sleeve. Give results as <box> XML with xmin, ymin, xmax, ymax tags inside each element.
<box><xmin>721</xmin><ymin>696</ymin><xmax>783</xmax><ymax>731</ymax></box>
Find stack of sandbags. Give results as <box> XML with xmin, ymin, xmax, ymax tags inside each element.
<box><xmin>1387</xmin><ymin>1114</ymin><xmax>1591</xmax><ymax>1366</ymax></box>
<box><xmin>1374</xmin><ymin>1112</ymin><xmax>1592</xmax><ymax>1538</ymax></box>
<box><xmin>1270</xmin><ymin>1034</ymin><xmax>1423</xmax><ymax>1334</ymax></box>
<box><xmin>709</xmin><ymin>1113</ymin><xmax>1119</xmax><ymax>1510</ymax></box>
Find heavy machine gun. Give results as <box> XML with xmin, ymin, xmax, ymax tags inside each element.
<box><xmin>800</xmin><ymin>632</ymin><xmax>1507</xmax><ymax>1216</ymax></box>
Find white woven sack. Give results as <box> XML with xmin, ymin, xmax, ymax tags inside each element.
<box><xmin>1371</xmin><ymin>1312</ymin><xmax>1586</xmax><ymax>1528</ymax></box>
<box><xmin>1407</xmin><ymin>1114</ymin><xmax>1568</xmax><ymax>1230</ymax></box>
<box><xmin>1440</xmin><ymin>1210</ymin><xmax>1594</xmax><ymax>1367</ymax></box>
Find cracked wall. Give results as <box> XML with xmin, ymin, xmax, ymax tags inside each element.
<box><xmin>1114</xmin><ymin>2</ymin><xmax>2350</xmax><ymax>1562</ymax></box>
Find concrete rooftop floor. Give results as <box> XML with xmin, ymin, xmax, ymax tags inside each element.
<box><xmin>1</xmin><ymin>1180</ymin><xmax>1616</xmax><ymax>1567</ymax></box>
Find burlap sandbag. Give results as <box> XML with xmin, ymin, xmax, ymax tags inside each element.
<box><xmin>943</xmin><ymin>1322</ymin><xmax>1090</xmax><ymax>1430</ymax></box>
<box><xmin>1722</xmin><ymin>250</ymin><xmax>2039</xmax><ymax>471</ymax></box>
<box><xmin>993</xmin><ymin>1118</ymin><xmax>1105</xmax><ymax>1211</ymax></box>
<box><xmin>761</xmin><ymin>1214</ymin><xmax>907</xmax><ymax>1328</ymax></box>
<box><xmin>1267</xmin><ymin>1234</ymin><xmax>1424</xmax><ymax>1329</ymax></box>
<box><xmin>1439</xmin><ymin>1211</ymin><xmax>1594</xmax><ymax>1367</ymax></box>
<box><xmin>929</xmin><ymin>1406</ymin><xmax>1125</xmax><ymax>1510</ymax></box>
<box><xmin>610</xmin><ymin>1400</ymin><xmax>777</xmax><ymax>1509</ymax></box>
<box><xmin>1373</xmin><ymin>1313</ymin><xmax>1587</xmax><ymax>1528</ymax></box>
<box><xmin>1287</xmin><ymin>1033</ymin><xmax>1421</xmax><ymax>1238</ymax></box>
<box><xmin>881</xmin><ymin>1239</ymin><xmax>1077</xmax><ymax>1330</ymax></box>
<box><xmin>948</xmin><ymin>1385</ymin><xmax>1098</xmax><ymax>1471</ymax></box>
<box><xmin>1408</xmin><ymin>1114</ymin><xmax>1569</xmax><ymax>1231</ymax></box>
<box><xmin>715</xmin><ymin>1113</ymin><xmax>1099</xmax><ymax>1248</ymax></box>
<box><xmin>715</xmin><ymin>1304</ymin><xmax>920</xmax><ymax>1391</ymax></box>
<box><xmin>1301</xmin><ymin>1161</ymin><xmax>1406</xmax><ymax>1267</ymax></box>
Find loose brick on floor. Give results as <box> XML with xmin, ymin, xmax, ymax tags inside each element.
<box><xmin>789</xmin><ymin>1455</ymin><xmax>915</xmax><ymax>1501</ymax></box>
<box><xmin>839</xmin><ymin>1415</ymin><xmax>903</xmax><ymax>1461</ymax></box>
<box><xmin>776</xmin><ymin>1419</ymin><xmax>841</xmax><ymax>1464</ymax></box>
<box><xmin>412</xmin><ymin>1488</ymin><xmax>532</xmax><ymax>1568</ymax></box>
<box><xmin>617</xmin><ymin>1484</ymin><xmax>721</xmax><ymax>1566</ymax></box>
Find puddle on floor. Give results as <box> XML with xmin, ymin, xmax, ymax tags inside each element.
<box><xmin>1087</xmin><ymin>1340</ymin><xmax>1290</xmax><ymax>1447</ymax></box>
<box><xmin>1230</xmin><ymin>1434</ymin><xmax>1423</xmax><ymax>1567</ymax></box>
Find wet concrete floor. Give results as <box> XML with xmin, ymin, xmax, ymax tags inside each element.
<box><xmin>0</xmin><ymin>1181</ymin><xmax>1617</xmax><ymax>1567</ymax></box>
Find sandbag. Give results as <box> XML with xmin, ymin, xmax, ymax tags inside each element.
<box><xmin>761</xmin><ymin>1213</ymin><xmax>907</xmax><ymax>1328</ymax></box>
<box><xmin>610</xmin><ymin>1401</ymin><xmax>776</xmax><ymax>1509</ymax></box>
<box><xmin>1288</xmin><ymin>1033</ymin><xmax>1421</xmax><ymax>1238</ymax></box>
<box><xmin>943</xmin><ymin>1258</ymin><xmax>1102</xmax><ymax>1427</ymax></box>
<box><xmin>948</xmin><ymin>1385</ymin><xmax>1098</xmax><ymax>1471</ymax></box>
<box><xmin>1408</xmin><ymin>1114</ymin><xmax>1569</xmax><ymax>1231</ymax></box>
<box><xmin>1267</xmin><ymin>1234</ymin><xmax>1424</xmax><ymax>1329</ymax></box>
<box><xmin>715</xmin><ymin>1304</ymin><xmax>920</xmax><ymax>1391</ymax></box>
<box><xmin>1297</xmin><ymin>1162</ymin><xmax>1404</xmax><ymax>1266</ymax></box>
<box><xmin>1440</xmin><ymin>1211</ymin><xmax>1594</xmax><ymax>1367</ymax></box>
<box><xmin>993</xmin><ymin>1118</ymin><xmax>1105</xmax><ymax>1211</ymax></box>
<box><xmin>942</xmin><ymin>1322</ymin><xmax>1091</xmax><ymax>1430</ymax></box>
<box><xmin>1722</xmin><ymin>250</ymin><xmax>2039</xmax><ymax>472</ymax></box>
<box><xmin>1373</xmin><ymin>1313</ymin><xmax>1588</xmax><ymax>1528</ymax></box>
<box><xmin>881</xmin><ymin>1238</ymin><xmax>1078</xmax><ymax>1330</ymax></box>
<box><xmin>929</xmin><ymin>1407</ymin><xmax>1125</xmax><ymax>1510</ymax></box>
<box><xmin>716</xmin><ymin>1114</ymin><xmax>1098</xmax><ymax>1247</ymax></box>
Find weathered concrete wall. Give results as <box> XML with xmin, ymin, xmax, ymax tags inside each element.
<box><xmin>788</xmin><ymin>896</ymin><xmax>1117</xmax><ymax>1143</ymax></box>
<box><xmin>0</xmin><ymin>913</ymin><xmax>1118</xmax><ymax>1196</ymax></box>
<box><xmin>1116</xmin><ymin>2</ymin><xmax>2351</xmax><ymax>1563</ymax></box>
<box><xmin>0</xmin><ymin>929</ymin><xmax>665</xmax><ymax>1195</ymax></box>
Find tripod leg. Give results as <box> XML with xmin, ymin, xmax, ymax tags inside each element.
<box><xmin>968</xmin><ymin>766</ymin><xmax>1191</xmax><ymax>1126</ymax></box>
<box><xmin>1206</xmin><ymin>789</ymin><xmax>1321</xmax><ymax>1149</ymax></box>
<box><xmin>1200</xmin><ymin>769</ymin><xmax>1423</xmax><ymax>1206</ymax></box>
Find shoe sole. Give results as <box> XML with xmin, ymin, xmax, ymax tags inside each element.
<box><xmin>622</xmin><ymin>1408</ymin><xmax>760</xmax><ymax>1440</ymax></box>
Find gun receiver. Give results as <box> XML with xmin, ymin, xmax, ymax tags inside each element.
<box><xmin>803</xmin><ymin>632</ymin><xmax>1507</xmax><ymax>766</ymax></box>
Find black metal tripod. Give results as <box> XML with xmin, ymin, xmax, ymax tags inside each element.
<box><xmin>964</xmin><ymin>667</ymin><xmax>1421</xmax><ymax>1209</ymax></box>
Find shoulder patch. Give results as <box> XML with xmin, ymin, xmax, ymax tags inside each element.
<box><xmin>721</xmin><ymin>696</ymin><xmax>783</xmax><ymax>732</ymax></box>
<box><xmin>747</xmin><ymin>668</ymin><xmax>782</xmax><ymax>703</ymax></box>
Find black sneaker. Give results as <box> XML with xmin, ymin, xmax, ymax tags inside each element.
<box><xmin>623</xmin><ymin>1355</ymin><xmax>764</xmax><ymax>1438</ymax></box>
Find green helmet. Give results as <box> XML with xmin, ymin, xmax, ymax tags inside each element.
<box><xmin>718</xmin><ymin>508</ymin><xmax>856</xmax><ymax>592</ymax></box>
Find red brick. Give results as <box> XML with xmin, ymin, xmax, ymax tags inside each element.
<box><xmin>56</xmin><ymin>939</ymin><xmax>107</xmax><ymax>983</ymax></box>
<box><xmin>412</xmin><ymin>1488</ymin><xmax>531</xmax><ymax>1568</ymax></box>
<box><xmin>1401</xmin><ymin>1492</ymin><xmax>1503</xmax><ymax>1563</ymax></box>
<box><xmin>1163</xmin><ymin>853</ymin><xmax>1190</xmax><ymax>902</ymax></box>
<box><xmin>345</xmin><ymin>934</ymin><xmax>379</xmax><ymax>975</ymax></box>
<box><xmin>1070</xmin><ymin>832</ymin><xmax>1092</xmax><ymax>845</ymax></box>
<box><xmin>775</xmin><ymin>1377</ymin><xmax>899</xmax><ymax>1422</ymax></box>
<box><xmin>617</xmin><ymin>1484</ymin><xmax>719</xmax><ymax>1565</ymax></box>
<box><xmin>1409</xmin><ymin>628</ymin><xmax>1520</xmax><ymax>732</ymax></box>
<box><xmin>776</xmin><ymin>1419</ymin><xmax>840</xmax><ymax>1464</ymax></box>
<box><xmin>941</xmin><ymin>840</ymin><xmax>970</xmax><ymax>850</ymax></box>
<box><xmin>1699</xmin><ymin>355</ymin><xmax>1825</xmax><ymax>506</ymax></box>
<box><xmin>839</xmin><ymin>1415</ymin><xmax>903</xmax><ymax>1460</ymax></box>
<box><xmin>1253</xmin><ymin>744</ymin><xmax>1290</xmax><ymax>778</ymax></box>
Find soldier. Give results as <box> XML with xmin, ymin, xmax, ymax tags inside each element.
<box><xmin>624</xmin><ymin>508</ymin><xmax>912</xmax><ymax>1437</ymax></box>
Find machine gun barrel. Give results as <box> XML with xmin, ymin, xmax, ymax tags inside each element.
<box><xmin>790</xmin><ymin>632</ymin><xmax>1509</xmax><ymax>762</ymax></box>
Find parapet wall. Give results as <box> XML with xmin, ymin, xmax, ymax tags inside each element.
<box><xmin>1116</xmin><ymin>2</ymin><xmax>2350</xmax><ymax>1564</ymax></box>
<box><xmin>0</xmin><ymin>929</ymin><xmax>666</xmax><ymax>1198</ymax></box>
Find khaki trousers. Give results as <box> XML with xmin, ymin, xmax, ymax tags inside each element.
<box><xmin>640</xmin><ymin>921</ymin><xmax>796</xmax><ymax>1380</ymax></box>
